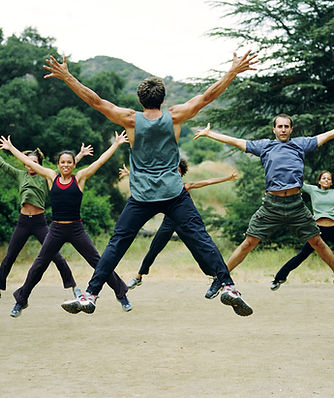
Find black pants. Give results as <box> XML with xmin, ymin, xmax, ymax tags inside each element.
<box><xmin>87</xmin><ymin>189</ymin><xmax>233</xmax><ymax>295</ymax></box>
<box><xmin>14</xmin><ymin>221</ymin><xmax>128</xmax><ymax>306</ymax></box>
<box><xmin>0</xmin><ymin>213</ymin><xmax>75</xmax><ymax>290</ymax></box>
<box><xmin>274</xmin><ymin>225</ymin><xmax>334</xmax><ymax>281</ymax></box>
<box><xmin>139</xmin><ymin>215</ymin><xmax>178</xmax><ymax>275</ymax></box>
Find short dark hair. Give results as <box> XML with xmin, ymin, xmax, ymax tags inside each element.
<box><xmin>179</xmin><ymin>158</ymin><xmax>188</xmax><ymax>177</ymax></box>
<box><xmin>56</xmin><ymin>150</ymin><xmax>76</xmax><ymax>164</ymax></box>
<box><xmin>137</xmin><ymin>77</ymin><xmax>166</xmax><ymax>109</ymax></box>
<box><xmin>273</xmin><ymin>113</ymin><xmax>293</xmax><ymax>128</ymax></box>
<box><xmin>23</xmin><ymin>148</ymin><xmax>45</xmax><ymax>165</ymax></box>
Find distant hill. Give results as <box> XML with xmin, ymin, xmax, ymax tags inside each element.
<box><xmin>78</xmin><ymin>56</ymin><xmax>196</xmax><ymax>107</ymax></box>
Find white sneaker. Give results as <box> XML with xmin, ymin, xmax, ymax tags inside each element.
<box><xmin>127</xmin><ymin>277</ymin><xmax>142</xmax><ymax>290</ymax></box>
<box><xmin>270</xmin><ymin>279</ymin><xmax>286</xmax><ymax>291</ymax></box>
<box><xmin>220</xmin><ymin>285</ymin><xmax>253</xmax><ymax>316</ymax></box>
<box><xmin>78</xmin><ymin>292</ymin><xmax>98</xmax><ymax>314</ymax></box>
<box><xmin>61</xmin><ymin>293</ymin><xmax>98</xmax><ymax>314</ymax></box>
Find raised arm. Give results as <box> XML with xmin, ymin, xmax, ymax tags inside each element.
<box><xmin>184</xmin><ymin>171</ymin><xmax>239</xmax><ymax>190</ymax></box>
<box><xmin>0</xmin><ymin>136</ymin><xmax>56</xmax><ymax>185</ymax></box>
<box><xmin>193</xmin><ymin>123</ymin><xmax>247</xmax><ymax>151</ymax></box>
<box><xmin>75</xmin><ymin>143</ymin><xmax>94</xmax><ymax>164</ymax></box>
<box><xmin>316</xmin><ymin>128</ymin><xmax>334</xmax><ymax>147</ymax></box>
<box><xmin>43</xmin><ymin>56</ymin><xmax>136</xmax><ymax>131</ymax></box>
<box><xmin>169</xmin><ymin>51</ymin><xmax>258</xmax><ymax>125</ymax></box>
<box><xmin>75</xmin><ymin>131</ymin><xmax>129</xmax><ymax>190</ymax></box>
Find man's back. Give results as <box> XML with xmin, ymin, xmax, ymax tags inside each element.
<box><xmin>129</xmin><ymin>110</ymin><xmax>183</xmax><ymax>202</ymax></box>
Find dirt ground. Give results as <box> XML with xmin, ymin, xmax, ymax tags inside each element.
<box><xmin>1</xmin><ymin>276</ymin><xmax>334</xmax><ymax>398</ymax></box>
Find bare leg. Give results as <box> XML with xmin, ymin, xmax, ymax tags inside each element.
<box><xmin>307</xmin><ymin>234</ymin><xmax>334</xmax><ymax>271</ymax></box>
<box><xmin>227</xmin><ymin>235</ymin><xmax>261</xmax><ymax>272</ymax></box>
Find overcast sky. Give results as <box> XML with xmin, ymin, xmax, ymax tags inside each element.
<box><xmin>1</xmin><ymin>0</ymin><xmax>240</xmax><ymax>81</ymax></box>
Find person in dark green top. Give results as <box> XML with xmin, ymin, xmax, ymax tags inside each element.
<box><xmin>0</xmin><ymin>143</ymin><xmax>92</xmax><ymax>300</ymax></box>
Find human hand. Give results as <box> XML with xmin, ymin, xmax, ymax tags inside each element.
<box><xmin>193</xmin><ymin>123</ymin><xmax>211</xmax><ymax>140</ymax></box>
<box><xmin>43</xmin><ymin>55</ymin><xmax>70</xmax><ymax>80</ymax></box>
<box><xmin>119</xmin><ymin>164</ymin><xmax>130</xmax><ymax>180</ymax></box>
<box><xmin>229</xmin><ymin>171</ymin><xmax>239</xmax><ymax>181</ymax></box>
<box><xmin>80</xmin><ymin>143</ymin><xmax>94</xmax><ymax>157</ymax></box>
<box><xmin>230</xmin><ymin>50</ymin><xmax>258</xmax><ymax>74</ymax></box>
<box><xmin>114</xmin><ymin>130</ymin><xmax>129</xmax><ymax>146</ymax></box>
<box><xmin>0</xmin><ymin>135</ymin><xmax>13</xmax><ymax>151</ymax></box>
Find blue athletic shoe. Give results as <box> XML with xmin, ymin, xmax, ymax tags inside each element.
<box><xmin>118</xmin><ymin>295</ymin><xmax>132</xmax><ymax>312</ymax></box>
<box><xmin>10</xmin><ymin>303</ymin><xmax>28</xmax><ymax>318</ymax></box>
<box><xmin>205</xmin><ymin>277</ymin><xmax>222</xmax><ymax>299</ymax></box>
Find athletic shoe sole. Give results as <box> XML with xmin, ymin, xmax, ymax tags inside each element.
<box><xmin>220</xmin><ymin>293</ymin><xmax>253</xmax><ymax>316</ymax></box>
<box><xmin>80</xmin><ymin>302</ymin><xmax>96</xmax><ymax>314</ymax></box>
<box><xmin>61</xmin><ymin>299</ymin><xmax>81</xmax><ymax>314</ymax></box>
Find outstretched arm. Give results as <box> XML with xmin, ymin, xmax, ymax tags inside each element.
<box><xmin>193</xmin><ymin>123</ymin><xmax>247</xmax><ymax>151</ymax></box>
<box><xmin>169</xmin><ymin>51</ymin><xmax>258</xmax><ymax>125</ymax></box>
<box><xmin>316</xmin><ymin>128</ymin><xmax>334</xmax><ymax>147</ymax></box>
<box><xmin>184</xmin><ymin>171</ymin><xmax>239</xmax><ymax>190</ymax></box>
<box><xmin>76</xmin><ymin>130</ymin><xmax>129</xmax><ymax>190</ymax></box>
<box><xmin>43</xmin><ymin>56</ymin><xmax>136</xmax><ymax>131</ymax></box>
<box><xmin>75</xmin><ymin>143</ymin><xmax>94</xmax><ymax>164</ymax></box>
<box><xmin>0</xmin><ymin>136</ymin><xmax>56</xmax><ymax>185</ymax></box>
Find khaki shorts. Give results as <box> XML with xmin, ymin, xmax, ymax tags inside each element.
<box><xmin>246</xmin><ymin>193</ymin><xmax>320</xmax><ymax>242</ymax></box>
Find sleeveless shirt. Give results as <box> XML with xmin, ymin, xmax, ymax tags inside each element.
<box><xmin>50</xmin><ymin>175</ymin><xmax>82</xmax><ymax>221</ymax></box>
<box><xmin>129</xmin><ymin>110</ymin><xmax>183</xmax><ymax>202</ymax></box>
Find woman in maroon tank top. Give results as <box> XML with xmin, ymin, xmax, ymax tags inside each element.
<box><xmin>0</xmin><ymin>132</ymin><xmax>131</xmax><ymax>317</ymax></box>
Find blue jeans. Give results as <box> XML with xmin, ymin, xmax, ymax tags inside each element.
<box><xmin>87</xmin><ymin>189</ymin><xmax>233</xmax><ymax>295</ymax></box>
<box><xmin>274</xmin><ymin>225</ymin><xmax>334</xmax><ymax>281</ymax></box>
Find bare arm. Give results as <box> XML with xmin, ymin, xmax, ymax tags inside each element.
<box><xmin>75</xmin><ymin>131</ymin><xmax>129</xmax><ymax>190</ymax></box>
<box><xmin>169</xmin><ymin>51</ymin><xmax>258</xmax><ymax>125</ymax></box>
<box><xmin>317</xmin><ymin>129</ymin><xmax>334</xmax><ymax>147</ymax></box>
<box><xmin>0</xmin><ymin>136</ymin><xmax>56</xmax><ymax>186</ymax></box>
<box><xmin>43</xmin><ymin>56</ymin><xmax>136</xmax><ymax>133</ymax></box>
<box><xmin>75</xmin><ymin>143</ymin><xmax>94</xmax><ymax>164</ymax></box>
<box><xmin>193</xmin><ymin>123</ymin><xmax>247</xmax><ymax>151</ymax></box>
<box><xmin>184</xmin><ymin>171</ymin><xmax>239</xmax><ymax>190</ymax></box>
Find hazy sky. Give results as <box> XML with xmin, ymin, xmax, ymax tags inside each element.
<box><xmin>1</xmin><ymin>0</ymin><xmax>239</xmax><ymax>81</ymax></box>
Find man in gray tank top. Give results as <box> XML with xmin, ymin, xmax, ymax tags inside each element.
<box><xmin>44</xmin><ymin>50</ymin><xmax>258</xmax><ymax>317</ymax></box>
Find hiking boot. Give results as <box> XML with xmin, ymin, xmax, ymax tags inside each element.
<box><xmin>205</xmin><ymin>277</ymin><xmax>222</xmax><ymax>299</ymax></box>
<box><xmin>118</xmin><ymin>295</ymin><xmax>132</xmax><ymax>312</ymax></box>
<box><xmin>220</xmin><ymin>285</ymin><xmax>253</xmax><ymax>316</ymax></box>
<box><xmin>270</xmin><ymin>279</ymin><xmax>286</xmax><ymax>291</ymax></box>
<box><xmin>127</xmin><ymin>277</ymin><xmax>142</xmax><ymax>290</ymax></box>
<box><xmin>10</xmin><ymin>303</ymin><xmax>28</xmax><ymax>318</ymax></box>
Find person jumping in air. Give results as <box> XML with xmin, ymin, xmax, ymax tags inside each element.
<box><xmin>272</xmin><ymin>170</ymin><xmax>334</xmax><ymax>290</ymax></box>
<box><xmin>0</xmin><ymin>132</ymin><xmax>131</xmax><ymax>317</ymax></box>
<box><xmin>194</xmin><ymin>117</ymin><xmax>334</xmax><ymax>300</ymax></box>
<box><xmin>0</xmin><ymin>143</ymin><xmax>92</xmax><ymax>301</ymax></box>
<box><xmin>44</xmin><ymin>50</ymin><xmax>258</xmax><ymax>317</ymax></box>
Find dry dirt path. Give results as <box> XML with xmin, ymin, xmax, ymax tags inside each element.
<box><xmin>1</xmin><ymin>280</ymin><xmax>334</xmax><ymax>398</ymax></box>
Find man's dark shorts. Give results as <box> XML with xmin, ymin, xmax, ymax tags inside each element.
<box><xmin>246</xmin><ymin>193</ymin><xmax>320</xmax><ymax>241</ymax></box>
